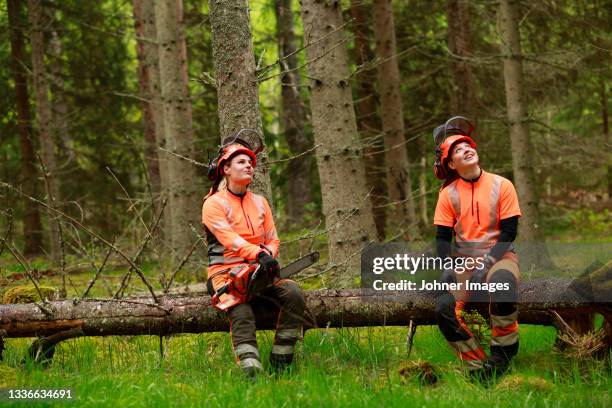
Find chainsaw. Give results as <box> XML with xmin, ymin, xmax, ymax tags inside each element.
<box><xmin>211</xmin><ymin>252</ymin><xmax>319</xmax><ymax>312</ymax></box>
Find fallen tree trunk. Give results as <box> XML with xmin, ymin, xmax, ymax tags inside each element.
<box><xmin>1</xmin><ymin>278</ymin><xmax>610</xmax><ymax>339</ymax></box>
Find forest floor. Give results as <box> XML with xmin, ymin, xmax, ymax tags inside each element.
<box><xmin>0</xmin><ymin>323</ymin><xmax>610</xmax><ymax>407</ymax></box>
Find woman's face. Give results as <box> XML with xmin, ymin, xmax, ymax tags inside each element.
<box><xmin>448</xmin><ymin>141</ymin><xmax>479</xmax><ymax>172</ymax></box>
<box><xmin>223</xmin><ymin>153</ymin><xmax>254</xmax><ymax>185</ymax></box>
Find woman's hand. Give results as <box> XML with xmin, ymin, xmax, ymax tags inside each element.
<box><xmin>257</xmin><ymin>251</ymin><xmax>279</xmax><ymax>277</ymax></box>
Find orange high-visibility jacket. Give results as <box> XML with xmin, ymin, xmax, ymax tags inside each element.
<box><xmin>202</xmin><ymin>189</ymin><xmax>279</xmax><ymax>290</ymax></box>
<box><xmin>433</xmin><ymin>170</ymin><xmax>521</xmax><ymax>257</ymax></box>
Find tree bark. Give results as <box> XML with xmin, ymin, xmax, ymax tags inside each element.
<box><xmin>419</xmin><ymin>151</ymin><xmax>429</xmax><ymax>230</ymax></box>
<box><xmin>133</xmin><ymin>0</ymin><xmax>161</xmax><ymax>197</ymax></box>
<box><xmin>498</xmin><ymin>0</ymin><xmax>553</xmax><ymax>269</ymax></box>
<box><xmin>372</xmin><ymin>0</ymin><xmax>417</xmax><ymax>238</ymax></box>
<box><xmin>209</xmin><ymin>0</ymin><xmax>273</xmax><ymax>201</ymax></box>
<box><xmin>1</xmin><ymin>279</ymin><xmax>608</xmax><ymax>338</ymax></box>
<box><xmin>46</xmin><ymin>2</ymin><xmax>73</xmax><ymax>167</ymax></box>
<box><xmin>275</xmin><ymin>0</ymin><xmax>313</xmax><ymax>228</ymax></box>
<box><xmin>299</xmin><ymin>0</ymin><xmax>377</xmax><ymax>287</ymax></box>
<box><xmin>601</xmin><ymin>79</ymin><xmax>610</xmax><ymax>199</ymax></box>
<box><xmin>447</xmin><ymin>0</ymin><xmax>477</xmax><ymax>117</ymax></box>
<box><xmin>139</xmin><ymin>0</ymin><xmax>170</xmax><ymax>240</ymax></box>
<box><xmin>7</xmin><ymin>0</ymin><xmax>44</xmax><ymax>257</ymax></box>
<box><xmin>349</xmin><ymin>0</ymin><xmax>387</xmax><ymax>240</ymax></box>
<box><xmin>154</xmin><ymin>0</ymin><xmax>199</xmax><ymax>260</ymax></box>
<box><xmin>28</xmin><ymin>0</ymin><xmax>61</xmax><ymax>265</ymax></box>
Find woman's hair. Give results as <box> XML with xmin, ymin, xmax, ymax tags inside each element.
<box><xmin>441</xmin><ymin>166</ymin><xmax>459</xmax><ymax>189</ymax></box>
<box><xmin>217</xmin><ymin>177</ymin><xmax>228</xmax><ymax>192</ymax></box>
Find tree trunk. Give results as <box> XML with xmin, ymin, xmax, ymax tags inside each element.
<box><xmin>275</xmin><ymin>0</ymin><xmax>313</xmax><ymax>228</ymax></box>
<box><xmin>372</xmin><ymin>0</ymin><xmax>417</xmax><ymax>238</ymax></box>
<box><xmin>299</xmin><ymin>0</ymin><xmax>377</xmax><ymax>287</ymax></box>
<box><xmin>209</xmin><ymin>0</ymin><xmax>273</xmax><ymax>201</ymax></box>
<box><xmin>133</xmin><ymin>0</ymin><xmax>161</xmax><ymax>198</ymax></box>
<box><xmin>141</xmin><ymin>0</ymin><xmax>170</xmax><ymax>239</ymax></box>
<box><xmin>447</xmin><ymin>0</ymin><xmax>477</xmax><ymax>117</ymax></box>
<box><xmin>419</xmin><ymin>153</ymin><xmax>429</xmax><ymax>230</ymax></box>
<box><xmin>0</xmin><ymin>278</ymin><xmax>607</xmax><ymax>338</ymax></box>
<box><xmin>28</xmin><ymin>0</ymin><xmax>61</xmax><ymax>265</ymax></box>
<box><xmin>498</xmin><ymin>0</ymin><xmax>553</xmax><ymax>269</ymax></box>
<box><xmin>349</xmin><ymin>0</ymin><xmax>387</xmax><ymax>240</ymax></box>
<box><xmin>7</xmin><ymin>0</ymin><xmax>44</xmax><ymax>257</ymax></box>
<box><xmin>46</xmin><ymin>2</ymin><xmax>73</xmax><ymax>167</ymax></box>
<box><xmin>601</xmin><ymin>79</ymin><xmax>610</xmax><ymax>199</ymax></box>
<box><xmin>154</xmin><ymin>0</ymin><xmax>199</xmax><ymax>260</ymax></box>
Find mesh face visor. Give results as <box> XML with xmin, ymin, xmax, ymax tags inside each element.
<box><xmin>433</xmin><ymin>116</ymin><xmax>475</xmax><ymax>146</ymax></box>
<box><xmin>221</xmin><ymin>129</ymin><xmax>264</xmax><ymax>154</ymax></box>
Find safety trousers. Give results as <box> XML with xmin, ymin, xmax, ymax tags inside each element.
<box><xmin>226</xmin><ymin>279</ymin><xmax>305</xmax><ymax>371</ymax></box>
<box><xmin>435</xmin><ymin>266</ymin><xmax>520</xmax><ymax>370</ymax></box>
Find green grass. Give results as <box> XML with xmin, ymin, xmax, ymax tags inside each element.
<box><xmin>1</xmin><ymin>325</ymin><xmax>610</xmax><ymax>407</ymax></box>
<box><xmin>1</xmin><ymin>231</ymin><xmax>610</xmax><ymax>407</ymax></box>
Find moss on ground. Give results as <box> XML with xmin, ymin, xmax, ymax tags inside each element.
<box><xmin>2</xmin><ymin>285</ymin><xmax>57</xmax><ymax>304</ymax></box>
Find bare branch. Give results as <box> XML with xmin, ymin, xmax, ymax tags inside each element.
<box><xmin>1</xmin><ymin>240</ymin><xmax>53</xmax><ymax>315</ymax></box>
<box><xmin>0</xmin><ymin>181</ymin><xmax>160</xmax><ymax>303</ymax></box>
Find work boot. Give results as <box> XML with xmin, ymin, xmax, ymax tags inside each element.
<box><xmin>239</xmin><ymin>356</ymin><xmax>263</xmax><ymax>379</ymax></box>
<box><xmin>269</xmin><ymin>351</ymin><xmax>294</xmax><ymax>375</ymax></box>
<box><xmin>235</xmin><ymin>343</ymin><xmax>263</xmax><ymax>379</ymax></box>
<box><xmin>471</xmin><ymin>342</ymin><xmax>518</xmax><ymax>384</ymax></box>
<box><xmin>270</xmin><ymin>328</ymin><xmax>299</xmax><ymax>375</ymax></box>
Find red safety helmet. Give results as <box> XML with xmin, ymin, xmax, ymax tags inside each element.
<box><xmin>433</xmin><ymin>116</ymin><xmax>477</xmax><ymax>180</ymax></box>
<box><xmin>207</xmin><ymin>129</ymin><xmax>263</xmax><ymax>182</ymax></box>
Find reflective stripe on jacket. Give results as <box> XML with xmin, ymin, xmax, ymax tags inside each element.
<box><xmin>433</xmin><ymin>170</ymin><xmax>521</xmax><ymax>256</ymax></box>
<box><xmin>202</xmin><ymin>189</ymin><xmax>279</xmax><ymax>280</ymax></box>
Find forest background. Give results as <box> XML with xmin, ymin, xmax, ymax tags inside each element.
<box><xmin>0</xmin><ymin>0</ymin><xmax>610</xmax><ymax>406</ymax></box>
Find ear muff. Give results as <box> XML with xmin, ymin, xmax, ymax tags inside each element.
<box><xmin>207</xmin><ymin>146</ymin><xmax>225</xmax><ymax>181</ymax></box>
<box><xmin>433</xmin><ymin>145</ymin><xmax>447</xmax><ymax>180</ymax></box>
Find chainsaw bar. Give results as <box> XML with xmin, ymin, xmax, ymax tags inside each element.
<box><xmin>280</xmin><ymin>252</ymin><xmax>320</xmax><ymax>279</ymax></box>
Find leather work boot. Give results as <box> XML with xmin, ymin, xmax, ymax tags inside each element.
<box><xmin>269</xmin><ymin>351</ymin><xmax>294</xmax><ymax>375</ymax></box>
<box><xmin>470</xmin><ymin>342</ymin><xmax>518</xmax><ymax>384</ymax></box>
<box><xmin>239</xmin><ymin>356</ymin><xmax>263</xmax><ymax>379</ymax></box>
<box><xmin>235</xmin><ymin>343</ymin><xmax>263</xmax><ymax>379</ymax></box>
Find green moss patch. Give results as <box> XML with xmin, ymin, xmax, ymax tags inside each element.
<box><xmin>2</xmin><ymin>285</ymin><xmax>57</xmax><ymax>304</ymax></box>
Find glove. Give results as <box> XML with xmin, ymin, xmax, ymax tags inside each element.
<box><xmin>249</xmin><ymin>251</ymin><xmax>279</xmax><ymax>296</ymax></box>
<box><xmin>257</xmin><ymin>251</ymin><xmax>280</xmax><ymax>277</ymax></box>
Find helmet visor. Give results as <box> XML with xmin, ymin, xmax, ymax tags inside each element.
<box><xmin>433</xmin><ymin>116</ymin><xmax>474</xmax><ymax>146</ymax></box>
<box><xmin>221</xmin><ymin>129</ymin><xmax>264</xmax><ymax>154</ymax></box>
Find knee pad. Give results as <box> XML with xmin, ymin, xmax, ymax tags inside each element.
<box><xmin>276</xmin><ymin>280</ymin><xmax>305</xmax><ymax>307</ymax></box>
<box><xmin>489</xmin><ymin>269</ymin><xmax>517</xmax><ymax>316</ymax></box>
<box><xmin>435</xmin><ymin>292</ymin><xmax>470</xmax><ymax>342</ymax></box>
<box><xmin>435</xmin><ymin>292</ymin><xmax>455</xmax><ymax>319</ymax></box>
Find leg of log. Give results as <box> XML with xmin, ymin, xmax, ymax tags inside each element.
<box><xmin>552</xmin><ymin>309</ymin><xmax>595</xmax><ymax>351</ymax></box>
<box><xmin>406</xmin><ymin>320</ymin><xmax>417</xmax><ymax>358</ymax></box>
<box><xmin>24</xmin><ymin>327</ymin><xmax>84</xmax><ymax>366</ymax></box>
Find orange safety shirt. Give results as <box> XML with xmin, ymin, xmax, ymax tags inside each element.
<box><xmin>433</xmin><ymin>170</ymin><xmax>521</xmax><ymax>256</ymax></box>
<box><xmin>202</xmin><ymin>189</ymin><xmax>279</xmax><ymax>290</ymax></box>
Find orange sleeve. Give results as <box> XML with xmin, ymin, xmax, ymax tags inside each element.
<box><xmin>202</xmin><ymin>197</ymin><xmax>262</xmax><ymax>261</ymax></box>
<box><xmin>433</xmin><ymin>187</ymin><xmax>456</xmax><ymax>227</ymax></box>
<box><xmin>262</xmin><ymin>198</ymin><xmax>280</xmax><ymax>258</ymax></box>
<box><xmin>499</xmin><ymin>180</ymin><xmax>522</xmax><ymax>219</ymax></box>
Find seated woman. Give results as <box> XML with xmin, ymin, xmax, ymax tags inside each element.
<box><xmin>432</xmin><ymin>117</ymin><xmax>521</xmax><ymax>381</ymax></box>
<box><xmin>202</xmin><ymin>135</ymin><xmax>305</xmax><ymax>377</ymax></box>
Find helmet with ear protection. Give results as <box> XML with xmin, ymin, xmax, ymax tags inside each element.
<box><xmin>433</xmin><ymin>116</ymin><xmax>477</xmax><ymax>180</ymax></box>
<box><xmin>207</xmin><ymin>129</ymin><xmax>263</xmax><ymax>182</ymax></box>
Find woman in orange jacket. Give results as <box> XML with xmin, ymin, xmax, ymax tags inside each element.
<box><xmin>202</xmin><ymin>132</ymin><xmax>305</xmax><ymax>377</ymax></box>
<box><xmin>432</xmin><ymin>117</ymin><xmax>521</xmax><ymax>381</ymax></box>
